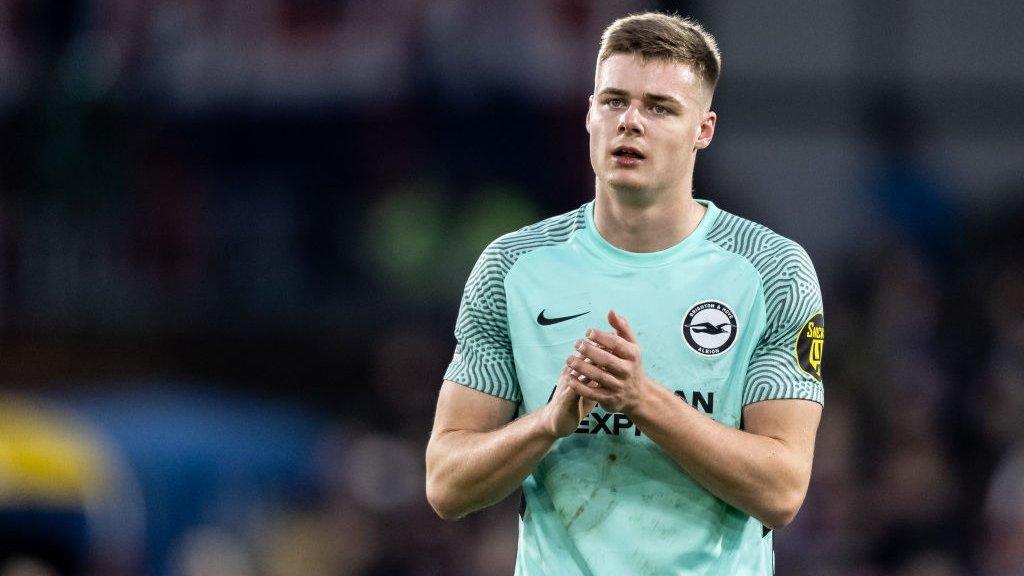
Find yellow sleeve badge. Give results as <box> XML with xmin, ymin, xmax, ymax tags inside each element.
<box><xmin>795</xmin><ymin>312</ymin><xmax>824</xmax><ymax>381</ymax></box>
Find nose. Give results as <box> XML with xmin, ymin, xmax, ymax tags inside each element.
<box><xmin>617</xmin><ymin>103</ymin><xmax>644</xmax><ymax>135</ymax></box>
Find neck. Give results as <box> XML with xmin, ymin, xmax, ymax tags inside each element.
<box><xmin>592</xmin><ymin>180</ymin><xmax>707</xmax><ymax>253</ymax></box>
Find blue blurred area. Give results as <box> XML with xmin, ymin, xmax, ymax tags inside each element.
<box><xmin>1</xmin><ymin>1</ymin><xmax>1023</xmax><ymax>575</ymax></box>
<box><xmin>54</xmin><ymin>385</ymin><xmax>326</xmax><ymax>576</ymax></box>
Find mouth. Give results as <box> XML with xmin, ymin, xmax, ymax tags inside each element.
<box><xmin>611</xmin><ymin>146</ymin><xmax>646</xmax><ymax>160</ymax></box>
<box><xmin>611</xmin><ymin>145</ymin><xmax>645</xmax><ymax>168</ymax></box>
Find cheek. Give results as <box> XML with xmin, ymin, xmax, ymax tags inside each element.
<box><xmin>588</xmin><ymin>126</ymin><xmax>606</xmax><ymax>168</ymax></box>
<box><xmin>589</xmin><ymin>122</ymin><xmax>611</xmax><ymax>154</ymax></box>
<box><xmin>670</xmin><ymin>122</ymin><xmax>701</xmax><ymax>151</ymax></box>
<box><xmin>664</xmin><ymin>134</ymin><xmax>691</xmax><ymax>157</ymax></box>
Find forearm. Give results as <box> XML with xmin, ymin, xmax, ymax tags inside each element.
<box><xmin>628</xmin><ymin>385</ymin><xmax>810</xmax><ymax>528</ymax></box>
<box><xmin>426</xmin><ymin>409</ymin><xmax>556</xmax><ymax>520</ymax></box>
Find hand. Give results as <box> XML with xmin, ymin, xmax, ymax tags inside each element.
<box><xmin>543</xmin><ymin>367</ymin><xmax>598</xmax><ymax>438</ymax></box>
<box><xmin>565</xmin><ymin>310</ymin><xmax>653</xmax><ymax>414</ymax></box>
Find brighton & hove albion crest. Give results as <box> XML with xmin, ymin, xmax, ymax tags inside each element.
<box><xmin>682</xmin><ymin>301</ymin><xmax>738</xmax><ymax>356</ymax></box>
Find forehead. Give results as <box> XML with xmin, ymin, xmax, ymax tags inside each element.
<box><xmin>595</xmin><ymin>53</ymin><xmax>704</xmax><ymax>101</ymax></box>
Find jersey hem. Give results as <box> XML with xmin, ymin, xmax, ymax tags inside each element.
<box><xmin>741</xmin><ymin>395</ymin><xmax>824</xmax><ymax>408</ymax></box>
<box><xmin>443</xmin><ymin>376</ymin><xmax>522</xmax><ymax>403</ymax></box>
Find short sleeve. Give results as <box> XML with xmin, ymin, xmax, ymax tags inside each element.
<box><xmin>743</xmin><ymin>243</ymin><xmax>825</xmax><ymax>406</ymax></box>
<box><xmin>443</xmin><ymin>244</ymin><xmax>522</xmax><ymax>402</ymax></box>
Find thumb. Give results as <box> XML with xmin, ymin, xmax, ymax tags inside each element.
<box><xmin>579</xmin><ymin>395</ymin><xmax>598</xmax><ymax>416</ymax></box>
<box><xmin>608</xmin><ymin>309</ymin><xmax>637</xmax><ymax>343</ymax></box>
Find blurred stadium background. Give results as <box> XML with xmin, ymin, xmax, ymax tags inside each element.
<box><xmin>1</xmin><ymin>1</ymin><xmax>1023</xmax><ymax>575</ymax></box>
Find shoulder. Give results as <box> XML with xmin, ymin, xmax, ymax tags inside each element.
<box><xmin>477</xmin><ymin>204</ymin><xmax>588</xmax><ymax>273</ymax></box>
<box><xmin>705</xmin><ymin>207</ymin><xmax>817</xmax><ymax>288</ymax></box>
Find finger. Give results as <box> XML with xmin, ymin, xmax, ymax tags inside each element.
<box><xmin>567</xmin><ymin>375</ymin><xmax>613</xmax><ymax>403</ymax></box>
<box><xmin>578</xmin><ymin>395</ymin><xmax>598</xmax><ymax>413</ymax></box>
<box><xmin>608</xmin><ymin>309</ymin><xmax>638</xmax><ymax>344</ymax></box>
<box><xmin>556</xmin><ymin>365</ymin><xmax>571</xmax><ymax>386</ymax></box>
<box><xmin>553</xmin><ymin>373</ymin><xmax>587</xmax><ymax>410</ymax></box>
<box><xmin>568</xmin><ymin>370</ymin><xmax>591</xmax><ymax>386</ymax></box>
<box><xmin>575</xmin><ymin>339</ymin><xmax>630</xmax><ymax>378</ymax></box>
<box><xmin>567</xmin><ymin>354</ymin><xmax>620</xmax><ymax>389</ymax></box>
<box><xmin>556</xmin><ymin>366</ymin><xmax>581</xmax><ymax>392</ymax></box>
<box><xmin>565</xmin><ymin>354</ymin><xmax>593</xmax><ymax>386</ymax></box>
<box><xmin>551</xmin><ymin>368</ymin><xmax>571</xmax><ymax>396</ymax></box>
<box><xmin>585</xmin><ymin>328</ymin><xmax>637</xmax><ymax>361</ymax></box>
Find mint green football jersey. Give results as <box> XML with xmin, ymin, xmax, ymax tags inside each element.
<box><xmin>444</xmin><ymin>200</ymin><xmax>824</xmax><ymax>576</ymax></box>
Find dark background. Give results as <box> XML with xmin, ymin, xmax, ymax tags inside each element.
<box><xmin>1</xmin><ymin>1</ymin><xmax>1022</xmax><ymax>575</ymax></box>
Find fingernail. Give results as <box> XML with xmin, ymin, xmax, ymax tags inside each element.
<box><xmin>586</xmin><ymin>329</ymin><xmax>593</xmax><ymax>338</ymax></box>
<box><xmin>577</xmin><ymin>374</ymin><xmax>587</xmax><ymax>382</ymax></box>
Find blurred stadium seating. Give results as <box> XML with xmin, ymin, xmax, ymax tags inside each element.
<box><xmin>1</xmin><ymin>1</ymin><xmax>1022</xmax><ymax>574</ymax></box>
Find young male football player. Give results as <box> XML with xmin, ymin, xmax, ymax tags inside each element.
<box><xmin>427</xmin><ymin>12</ymin><xmax>825</xmax><ymax>575</ymax></box>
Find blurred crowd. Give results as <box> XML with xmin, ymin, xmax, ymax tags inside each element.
<box><xmin>1</xmin><ymin>1</ymin><xmax>1023</xmax><ymax>575</ymax></box>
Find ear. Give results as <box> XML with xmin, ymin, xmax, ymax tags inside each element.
<box><xmin>586</xmin><ymin>95</ymin><xmax>594</xmax><ymax>134</ymax></box>
<box><xmin>695</xmin><ymin>110</ymin><xmax>717</xmax><ymax>150</ymax></box>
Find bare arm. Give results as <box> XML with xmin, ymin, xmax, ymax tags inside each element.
<box><xmin>425</xmin><ymin>372</ymin><xmax>596</xmax><ymax>520</ymax></box>
<box><xmin>566</xmin><ymin>311</ymin><xmax>821</xmax><ymax>529</ymax></box>
<box><xmin>627</xmin><ymin>390</ymin><xmax>820</xmax><ymax>529</ymax></box>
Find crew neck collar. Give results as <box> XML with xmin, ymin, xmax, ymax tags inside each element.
<box><xmin>581</xmin><ymin>199</ymin><xmax>718</xmax><ymax>267</ymax></box>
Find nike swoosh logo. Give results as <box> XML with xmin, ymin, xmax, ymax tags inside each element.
<box><xmin>537</xmin><ymin>309</ymin><xmax>590</xmax><ymax>326</ymax></box>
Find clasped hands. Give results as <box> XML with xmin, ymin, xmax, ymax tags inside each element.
<box><xmin>545</xmin><ymin>310</ymin><xmax>659</xmax><ymax>439</ymax></box>
<box><xmin>565</xmin><ymin>309</ymin><xmax>654</xmax><ymax>415</ymax></box>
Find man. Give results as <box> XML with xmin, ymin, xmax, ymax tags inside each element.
<box><xmin>426</xmin><ymin>12</ymin><xmax>824</xmax><ymax>575</ymax></box>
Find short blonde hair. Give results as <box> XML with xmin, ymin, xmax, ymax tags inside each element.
<box><xmin>597</xmin><ymin>13</ymin><xmax>722</xmax><ymax>93</ymax></box>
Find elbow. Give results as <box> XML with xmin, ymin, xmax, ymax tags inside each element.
<box><xmin>760</xmin><ymin>509</ymin><xmax>797</xmax><ymax>531</ymax></box>
<box><xmin>425</xmin><ymin>479</ymin><xmax>466</xmax><ymax>521</ymax></box>
<box><xmin>759</xmin><ymin>489</ymin><xmax>806</xmax><ymax>530</ymax></box>
<box><xmin>425</xmin><ymin>442</ymin><xmax>469</xmax><ymax>521</ymax></box>
<box><xmin>427</xmin><ymin>494</ymin><xmax>463</xmax><ymax>521</ymax></box>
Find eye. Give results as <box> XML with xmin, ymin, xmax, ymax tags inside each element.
<box><xmin>607</xmin><ymin>98</ymin><xmax>625</xmax><ymax>109</ymax></box>
<box><xmin>652</xmin><ymin>104</ymin><xmax>668</xmax><ymax>115</ymax></box>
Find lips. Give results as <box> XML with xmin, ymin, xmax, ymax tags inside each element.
<box><xmin>612</xmin><ymin>146</ymin><xmax>646</xmax><ymax>159</ymax></box>
<box><xmin>611</xmin><ymin>145</ymin><xmax>645</xmax><ymax>168</ymax></box>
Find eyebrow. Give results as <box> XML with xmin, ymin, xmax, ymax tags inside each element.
<box><xmin>597</xmin><ymin>88</ymin><xmax>684</xmax><ymax>108</ymax></box>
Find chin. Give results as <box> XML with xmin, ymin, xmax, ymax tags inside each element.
<box><xmin>605</xmin><ymin>174</ymin><xmax>647</xmax><ymax>192</ymax></box>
